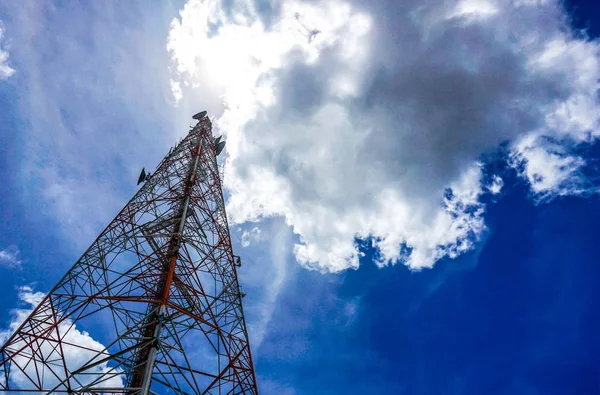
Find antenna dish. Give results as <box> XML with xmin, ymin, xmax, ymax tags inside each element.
<box><xmin>214</xmin><ymin>135</ymin><xmax>222</xmax><ymax>145</ymax></box>
<box><xmin>216</xmin><ymin>141</ymin><xmax>226</xmax><ymax>156</ymax></box>
<box><xmin>137</xmin><ymin>168</ymin><xmax>147</xmax><ymax>185</ymax></box>
<box><xmin>192</xmin><ymin>110</ymin><xmax>207</xmax><ymax>120</ymax></box>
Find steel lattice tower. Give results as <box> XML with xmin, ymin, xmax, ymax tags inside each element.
<box><xmin>0</xmin><ymin>113</ymin><xmax>259</xmax><ymax>394</ymax></box>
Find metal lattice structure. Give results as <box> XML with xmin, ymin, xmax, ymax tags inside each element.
<box><xmin>0</xmin><ymin>114</ymin><xmax>258</xmax><ymax>394</ymax></box>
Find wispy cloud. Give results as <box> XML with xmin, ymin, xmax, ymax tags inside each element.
<box><xmin>238</xmin><ymin>218</ymin><xmax>292</xmax><ymax>348</ymax></box>
<box><xmin>0</xmin><ymin>24</ymin><xmax>15</xmax><ymax>79</ymax></box>
<box><xmin>3</xmin><ymin>1</ymin><xmax>180</xmax><ymax>247</ymax></box>
<box><xmin>510</xmin><ymin>134</ymin><xmax>592</xmax><ymax>201</ymax></box>
<box><xmin>241</xmin><ymin>226</ymin><xmax>261</xmax><ymax>247</ymax></box>
<box><xmin>0</xmin><ymin>245</ymin><xmax>21</xmax><ymax>268</ymax></box>
<box><xmin>0</xmin><ymin>286</ymin><xmax>123</xmax><ymax>390</ymax></box>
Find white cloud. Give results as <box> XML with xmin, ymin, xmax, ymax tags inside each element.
<box><xmin>241</xmin><ymin>226</ymin><xmax>262</xmax><ymax>247</ymax></box>
<box><xmin>0</xmin><ymin>25</ymin><xmax>15</xmax><ymax>79</ymax></box>
<box><xmin>0</xmin><ymin>245</ymin><xmax>21</xmax><ymax>267</ymax></box>
<box><xmin>170</xmin><ymin>78</ymin><xmax>183</xmax><ymax>105</ymax></box>
<box><xmin>168</xmin><ymin>0</ymin><xmax>600</xmax><ymax>272</ymax></box>
<box><xmin>510</xmin><ymin>134</ymin><xmax>589</xmax><ymax>200</ymax></box>
<box><xmin>487</xmin><ymin>175</ymin><xmax>504</xmax><ymax>195</ymax></box>
<box><xmin>0</xmin><ymin>286</ymin><xmax>123</xmax><ymax>391</ymax></box>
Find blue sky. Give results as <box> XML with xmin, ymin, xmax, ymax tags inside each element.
<box><xmin>1</xmin><ymin>1</ymin><xmax>600</xmax><ymax>394</ymax></box>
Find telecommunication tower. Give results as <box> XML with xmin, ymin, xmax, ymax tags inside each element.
<box><xmin>0</xmin><ymin>112</ymin><xmax>258</xmax><ymax>394</ymax></box>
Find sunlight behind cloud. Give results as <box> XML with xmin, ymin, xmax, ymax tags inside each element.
<box><xmin>167</xmin><ymin>0</ymin><xmax>372</xmax><ymax>105</ymax></box>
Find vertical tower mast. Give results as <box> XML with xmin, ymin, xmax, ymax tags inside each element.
<box><xmin>130</xmin><ymin>124</ymin><xmax>203</xmax><ymax>394</ymax></box>
<box><xmin>0</xmin><ymin>113</ymin><xmax>258</xmax><ymax>394</ymax></box>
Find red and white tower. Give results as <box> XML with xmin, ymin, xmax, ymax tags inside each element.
<box><xmin>0</xmin><ymin>112</ymin><xmax>259</xmax><ymax>394</ymax></box>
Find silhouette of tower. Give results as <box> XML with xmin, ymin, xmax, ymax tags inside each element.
<box><xmin>0</xmin><ymin>112</ymin><xmax>258</xmax><ymax>394</ymax></box>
